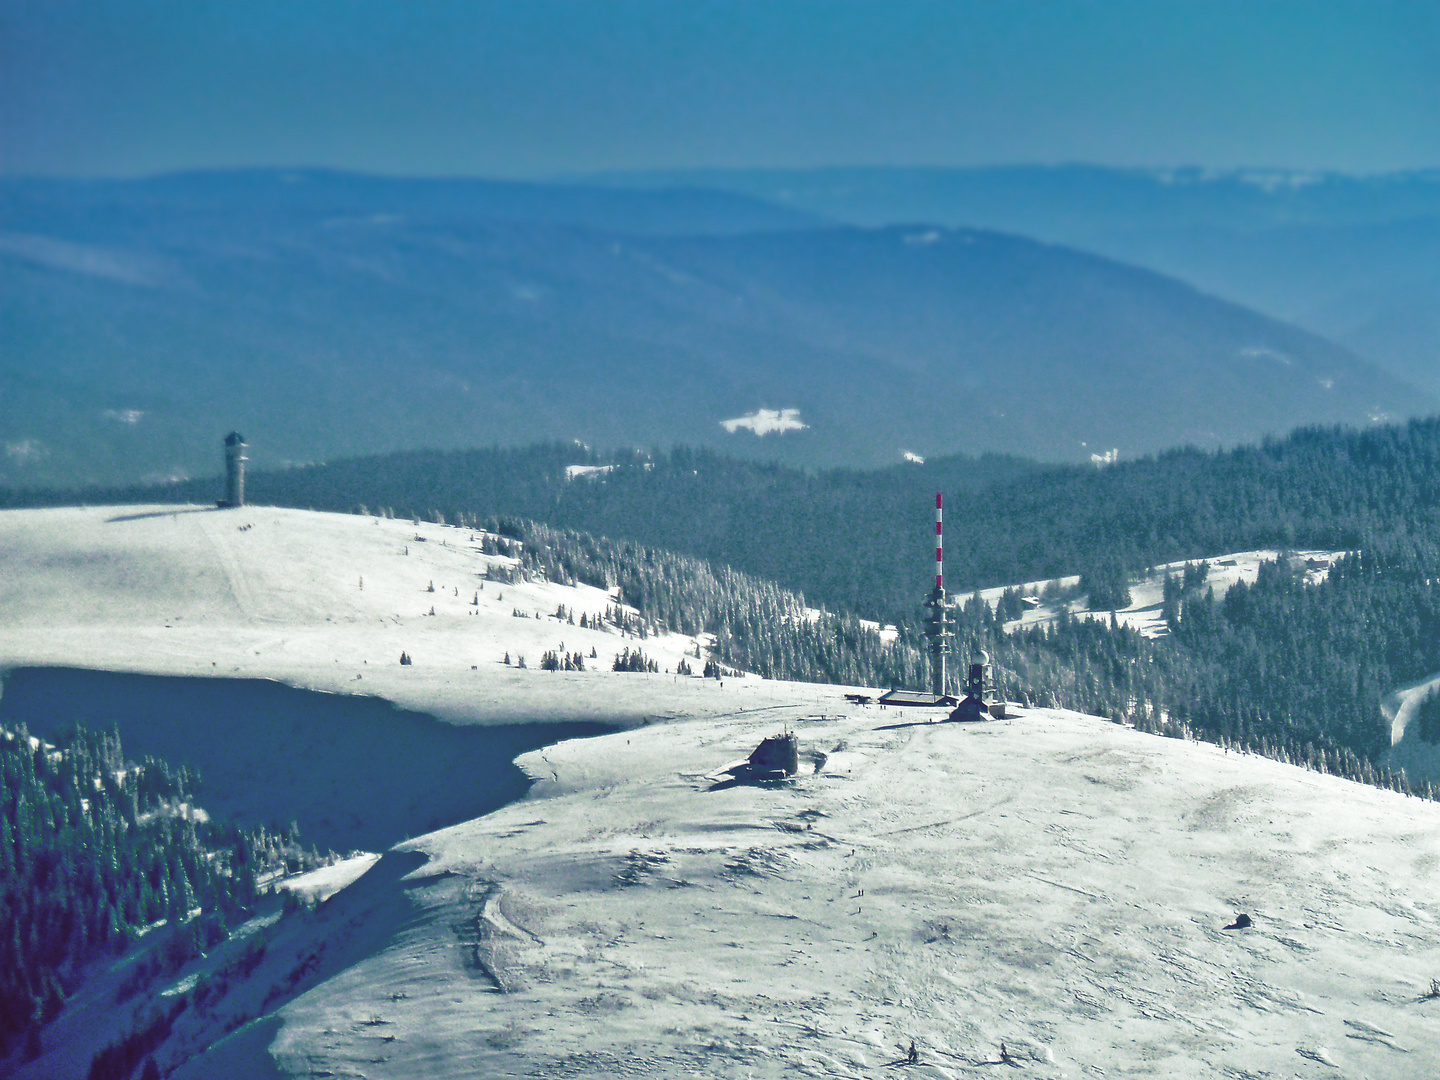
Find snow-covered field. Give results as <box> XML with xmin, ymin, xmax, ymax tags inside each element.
<box><xmin>0</xmin><ymin>504</ymin><xmax>836</xmax><ymax>726</ymax></box>
<box><xmin>5</xmin><ymin>507</ymin><xmax>1440</xmax><ymax>1078</ymax></box>
<box><xmin>158</xmin><ymin>708</ymin><xmax>1440</xmax><ymax>1078</ymax></box>
<box><xmin>977</xmin><ymin>549</ymin><xmax>1344</xmax><ymax>639</ymax></box>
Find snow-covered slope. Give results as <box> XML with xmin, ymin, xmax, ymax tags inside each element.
<box><xmin>977</xmin><ymin>549</ymin><xmax>1343</xmax><ymax>639</ymax></box>
<box><xmin>1382</xmin><ymin>672</ymin><xmax>1440</xmax><ymax>785</ymax></box>
<box><xmin>0</xmin><ymin>505</ymin><xmax>832</xmax><ymax>725</ymax></box>
<box><xmin>6</xmin><ymin>507</ymin><xmax>1439</xmax><ymax>1078</ymax></box>
<box><xmin>81</xmin><ymin>704</ymin><xmax>1440</xmax><ymax>1080</ymax></box>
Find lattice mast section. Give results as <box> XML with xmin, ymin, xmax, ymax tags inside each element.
<box><xmin>924</xmin><ymin>492</ymin><xmax>951</xmax><ymax>697</ymax></box>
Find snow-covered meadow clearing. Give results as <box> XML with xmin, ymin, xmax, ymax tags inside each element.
<box><xmin>3</xmin><ymin>506</ymin><xmax>1439</xmax><ymax>1078</ymax></box>
<box><xmin>976</xmin><ymin>550</ymin><xmax>1344</xmax><ymax>640</ymax></box>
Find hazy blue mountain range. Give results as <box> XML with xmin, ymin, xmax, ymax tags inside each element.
<box><xmin>1090</xmin><ymin>217</ymin><xmax>1440</xmax><ymax>396</ymax></box>
<box><xmin>0</xmin><ymin>169</ymin><xmax>1426</xmax><ymax>487</ymax></box>
<box><xmin>599</xmin><ymin>165</ymin><xmax>1440</xmax><ymax>396</ymax></box>
<box><xmin>602</xmin><ymin>165</ymin><xmax>1440</xmax><ymax>236</ymax></box>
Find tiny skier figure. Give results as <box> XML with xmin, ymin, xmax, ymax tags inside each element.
<box><xmin>907</xmin><ymin>1041</ymin><xmax>919</xmax><ymax>1065</ymax></box>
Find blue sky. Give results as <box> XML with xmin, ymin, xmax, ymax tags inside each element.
<box><xmin>2</xmin><ymin>0</ymin><xmax>1437</xmax><ymax>177</ymax></box>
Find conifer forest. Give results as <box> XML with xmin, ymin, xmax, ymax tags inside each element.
<box><xmin>0</xmin><ymin>724</ymin><xmax>326</xmax><ymax>1059</ymax></box>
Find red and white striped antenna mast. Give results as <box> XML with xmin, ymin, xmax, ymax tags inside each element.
<box><xmin>935</xmin><ymin>492</ymin><xmax>944</xmax><ymax>591</ymax></box>
<box><xmin>924</xmin><ymin>492</ymin><xmax>951</xmax><ymax>698</ymax></box>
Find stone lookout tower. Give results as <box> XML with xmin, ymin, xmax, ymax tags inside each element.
<box><xmin>220</xmin><ymin>431</ymin><xmax>248</xmax><ymax>508</ymax></box>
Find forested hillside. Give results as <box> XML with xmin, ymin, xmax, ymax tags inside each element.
<box><xmin>612</xmin><ymin>165</ymin><xmax>1440</xmax><ymax>396</ymax></box>
<box><xmin>0</xmin><ymin>723</ymin><xmax>325</xmax><ymax>1059</ymax></box>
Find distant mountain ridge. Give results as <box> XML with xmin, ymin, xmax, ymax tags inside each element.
<box><xmin>596</xmin><ymin>164</ymin><xmax>1440</xmax><ymax>233</ymax></box>
<box><xmin>0</xmin><ymin>169</ymin><xmax>1427</xmax><ymax>486</ymax></box>
<box><xmin>0</xmin><ymin>168</ymin><xmax>825</xmax><ymax>236</ymax></box>
<box><xmin>596</xmin><ymin>164</ymin><xmax>1440</xmax><ymax>395</ymax></box>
